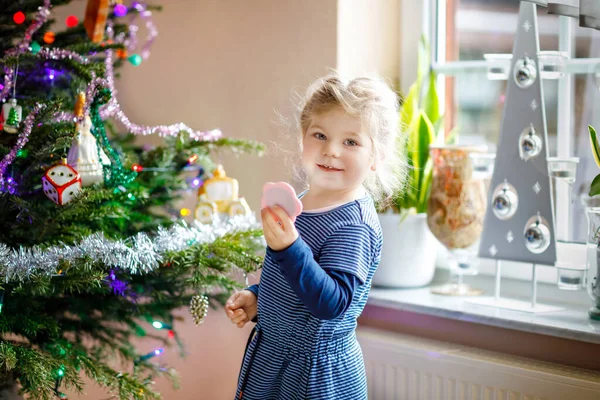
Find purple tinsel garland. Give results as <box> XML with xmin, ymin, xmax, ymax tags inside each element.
<box><xmin>0</xmin><ymin>103</ymin><xmax>46</xmax><ymax>191</ymax></box>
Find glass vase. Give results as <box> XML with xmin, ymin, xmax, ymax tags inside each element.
<box><xmin>427</xmin><ymin>145</ymin><xmax>491</xmax><ymax>296</ymax></box>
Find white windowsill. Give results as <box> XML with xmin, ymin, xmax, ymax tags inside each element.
<box><xmin>368</xmin><ymin>269</ymin><xmax>600</xmax><ymax>345</ymax></box>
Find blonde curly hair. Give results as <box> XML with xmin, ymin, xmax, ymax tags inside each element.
<box><xmin>297</xmin><ymin>73</ymin><xmax>408</xmax><ymax>206</ymax></box>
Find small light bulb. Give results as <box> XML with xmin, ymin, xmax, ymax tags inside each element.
<box><xmin>13</xmin><ymin>12</ymin><xmax>25</xmax><ymax>25</ymax></box>
<box><xmin>114</xmin><ymin>4</ymin><xmax>128</xmax><ymax>17</ymax></box>
<box><xmin>43</xmin><ymin>31</ymin><xmax>55</xmax><ymax>44</ymax></box>
<box><xmin>65</xmin><ymin>15</ymin><xmax>78</xmax><ymax>28</ymax></box>
<box><xmin>128</xmin><ymin>54</ymin><xmax>142</xmax><ymax>66</ymax></box>
<box><xmin>152</xmin><ymin>321</ymin><xmax>163</xmax><ymax>329</ymax></box>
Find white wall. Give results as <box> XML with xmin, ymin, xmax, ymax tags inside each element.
<box><xmin>337</xmin><ymin>0</ymin><xmax>401</xmax><ymax>88</ymax></box>
<box><xmin>400</xmin><ymin>0</ymin><xmax>425</xmax><ymax>93</ymax></box>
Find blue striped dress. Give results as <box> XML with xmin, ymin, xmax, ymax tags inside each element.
<box><xmin>235</xmin><ymin>195</ymin><xmax>382</xmax><ymax>399</ymax></box>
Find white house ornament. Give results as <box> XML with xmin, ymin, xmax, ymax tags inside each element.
<box><xmin>42</xmin><ymin>160</ymin><xmax>82</xmax><ymax>205</ymax></box>
<box><xmin>67</xmin><ymin>93</ymin><xmax>111</xmax><ymax>186</ymax></box>
<box><xmin>2</xmin><ymin>98</ymin><xmax>22</xmax><ymax>134</ymax></box>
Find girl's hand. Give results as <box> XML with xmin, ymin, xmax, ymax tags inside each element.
<box><xmin>225</xmin><ymin>290</ymin><xmax>257</xmax><ymax>328</ymax></box>
<box><xmin>261</xmin><ymin>205</ymin><xmax>299</xmax><ymax>251</ymax></box>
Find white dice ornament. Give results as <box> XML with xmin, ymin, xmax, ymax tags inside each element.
<box><xmin>42</xmin><ymin>160</ymin><xmax>82</xmax><ymax>205</ymax></box>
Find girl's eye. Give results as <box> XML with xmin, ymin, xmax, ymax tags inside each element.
<box><xmin>314</xmin><ymin>132</ymin><xmax>326</xmax><ymax>140</ymax></box>
<box><xmin>344</xmin><ymin>139</ymin><xmax>359</xmax><ymax>146</ymax></box>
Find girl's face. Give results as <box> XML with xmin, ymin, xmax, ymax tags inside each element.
<box><xmin>301</xmin><ymin>107</ymin><xmax>375</xmax><ymax>194</ymax></box>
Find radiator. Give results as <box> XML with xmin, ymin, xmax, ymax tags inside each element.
<box><xmin>357</xmin><ymin>327</ymin><xmax>600</xmax><ymax>400</ymax></box>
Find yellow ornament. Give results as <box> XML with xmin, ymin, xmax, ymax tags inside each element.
<box><xmin>194</xmin><ymin>165</ymin><xmax>250</xmax><ymax>224</ymax></box>
<box><xmin>84</xmin><ymin>0</ymin><xmax>110</xmax><ymax>43</ymax></box>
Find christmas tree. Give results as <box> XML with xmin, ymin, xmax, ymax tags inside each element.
<box><xmin>0</xmin><ymin>1</ymin><xmax>264</xmax><ymax>398</ymax></box>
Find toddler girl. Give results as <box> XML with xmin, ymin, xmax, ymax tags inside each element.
<box><xmin>225</xmin><ymin>74</ymin><xmax>407</xmax><ymax>399</ymax></box>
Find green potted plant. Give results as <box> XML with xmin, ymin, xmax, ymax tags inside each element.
<box><xmin>583</xmin><ymin>125</ymin><xmax>600</xmax><ymax>320</ymax></box>
<box><xmin>373</xmin><ymin>36</ymin><xmax>446</xmax><ymax>288</ymax></box>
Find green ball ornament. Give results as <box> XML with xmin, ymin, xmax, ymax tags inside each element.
<box><xmin>30</xmin><ymin>41</ymin><xmax>41</xmax><ymax>54</ymax></box>
<box><xmin>128</xmin><ymin>54</ymin><xmax>142</xmax><ymax>66</ymax></box>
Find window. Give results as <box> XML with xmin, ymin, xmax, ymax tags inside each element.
<box><xmin>429</xmin><ymin>0</ymin><xmax>600</xmax><ymax>248</ymax></box>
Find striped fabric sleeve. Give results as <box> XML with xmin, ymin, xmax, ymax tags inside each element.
<box><xmin>267</xmin><ymin>238</ymin><xmax>361</xmax><ymax>319</ymax></box>
<box><xmin>244</xmin><ymin>284</ymin><xmax>259</xmax><ymax>297</ymax></box>
<box><xmin>244</xmin><ymin>284</ymin><xmax>259</xmax><ymax>323</ymax></box>
<box><xmin>317</xmin><ymin>224</ymin><xmax>375</xmax><ymax>284</ymax></box>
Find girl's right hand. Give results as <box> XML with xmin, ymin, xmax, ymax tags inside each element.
<box><xmin>225</xmin><ymin>290</ymin><xmax>258</xmax><ymax>328</ymax></box>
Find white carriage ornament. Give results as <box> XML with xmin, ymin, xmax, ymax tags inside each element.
<box><xmin>194</xmin><ymin>165</ymin><xmax>251</xmax><ymax>224</ymax></box>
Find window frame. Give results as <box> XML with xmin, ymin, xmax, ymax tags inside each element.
<box><xmin>423</xmin><ymin>0</ymin><xmax>600</xmax><ymax>284</ymax></box>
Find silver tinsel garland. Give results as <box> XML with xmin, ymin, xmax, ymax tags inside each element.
<box><xmin>0</xmin><ymin>214</ymin><xmax>260</xmax><ymax>283</ymax></box>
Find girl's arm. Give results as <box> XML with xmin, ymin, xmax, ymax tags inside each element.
<box><xmin>268</xmin><ymin>224</ymin><xmax>375</xmax><ymax>320</ymax></box>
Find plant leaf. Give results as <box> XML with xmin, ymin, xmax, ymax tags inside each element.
<box><xmin>445</xmin><ymin>126</ymin><xmax>459</xmax><ymax>145</ymax></box>
<box><xmin>400</xmin><ymin>81</ymin><xmax>419</xmax><ymax>133</ymax></box>
<box><xmin>433</xmin><ymin>114</ymin><xmax>445</xmax><ymax>146</ymax></box>
<box><xmin>589</xmin><ymin>125</ymin><xmax>600</xmax><ymax>168</ymax></box>
<box><xmin>590</xmin><ymin>174</ymin><xmax>600</xmax><ymax>197</ymax></box>
<box><xmin>410</xmin><ymin>111</ymin><xmax>435</xmax><ymax>202</ymax></box>
<box><xmin>417</xmin><ymin>158</ymin><xmax>433</xmax><ymax>212</ymax></box>
<box><xmin>417</xmin><ymin>35</ymin><xmax>430</xmax><ymax>87</ymax></box>
<box><xmin>412</xmin><ymin>111</ymin><xmax>435</xmax><ymax>170</ymax></box>
<box><xmin>423</xmin><ymin>69</ymin><xmax>441</xmax><ymax>126</ymax></box>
